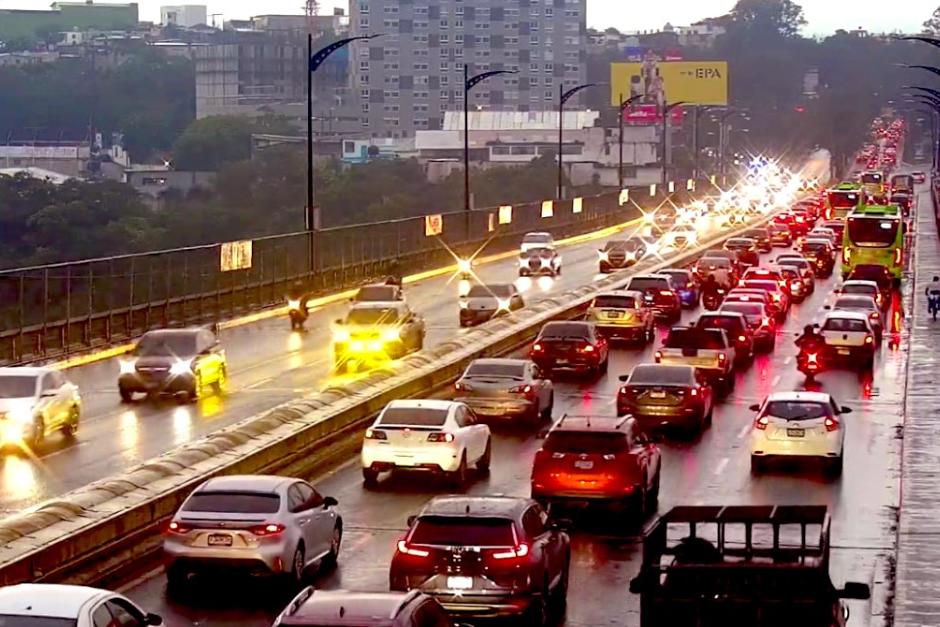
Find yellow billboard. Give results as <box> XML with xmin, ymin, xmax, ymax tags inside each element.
<box><xmin>611</xmin><ymin>61</ymin><xmax>729</xmax><ymax>107</ymax></box>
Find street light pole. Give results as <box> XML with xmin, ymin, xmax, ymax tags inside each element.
<box><xmin>661</xmin><ymin>101</ymin><xmax>687</xmax><ymax>186</ymax></box>
<box><xmin>618</xmin><ymin>93</ymin><xmax>643</xmax><ymax>189</ymax></box>
<box><xmin>557</xmin><ymin>82</ymin><xmax>596</xmax><ymax>199</ymax></box>
<box><xmin>714</xmin><ymin>109</ymin><xmax>747</xmax><ymax>182</ymax></box>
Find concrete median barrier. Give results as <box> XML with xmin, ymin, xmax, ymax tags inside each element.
<box><xmin>0</xmin><ymin>211</ymin><xmax>776</xmax><ymax>587</ymax></box>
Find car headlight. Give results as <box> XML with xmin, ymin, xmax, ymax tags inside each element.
<box><xmin>119</xmin><ymin>359</ymin><xmax>137</xmax><ymax>375</ymax></box>
<box><xmin>457</xmin><ymin>258</ymin><xmax>473</xmax><ymax>274</ymax></box>
<box><xmin>288</xmin><ymin>299</ymin><xmax>301</xmax><ymax>310</ymax></box>
<box><xmin>459</xmin><ymin>300</ymin><xmax>469</xmax><ymax>309</ymax></box>
<box><xmin>170</xmin><ymin>359</ymin><xmax>193</xmax><ymax>376</ymax></box>
<box><xmin>496</xmin><ymin>298</ymin><xmax>511</xmax><ymax>311</ymax></box>
<box><xmin>382</xmin><ymin>328</ymin><xmax>401</xmax><ymax>342</ymax></box>
<box><xmin>334</xmin><ymin>329</ymin><xmax>350</xmax><ymax>342</ymax></box>
<box><xmin>8</xmin><ymin>405</ymin><xmax>35</xmax><ymax>425</ymax></box>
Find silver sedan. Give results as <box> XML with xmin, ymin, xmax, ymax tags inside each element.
<box><xmin>459</xmin><ymin>284</ymin><xmax>524</xmax><ymax>327</ymax></box>
<box><xmin>163</xmin><ymin>475</ymin><xmax>342</xmax><ymax>590</ymax></box>
<box><xmin>454</xmin><ymin>358</ymin><xmax>553</xmax><ymax>427</ymax></box>
<box><xmin>828</xmin><ymin>294</ymin><xmax>884</xmax><ymax>342</ymax></box>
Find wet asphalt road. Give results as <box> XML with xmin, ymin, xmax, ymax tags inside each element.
<box><xmin>120</xmin><ymin>233</ymin><xmax>911</xmax><ymax>627</ymax></box>
<box><xmin>0</xmin><ymin>221</ymin><xmax>661</xmax><ymax>515</ymax></box>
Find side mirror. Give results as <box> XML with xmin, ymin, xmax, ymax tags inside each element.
<box><xmin>323</xmin><ymin>496</ymin><xmax>338</xmax><ymax>508</ymax></box>
<box><xmin>334</xmin><ymin>318</ymin><xmax>343</xmax><ymax>326</ymax></box>
<box><xmin>629</xmin><ymin>576</ymin><xmax>646</xmax><ymax>594</ymax></box>
<box><xmin>406</xmin><ymin>515</ymin><xmax>417</xmax><ymax>527</ymax></box>
<box><xmin>146</xmin><ymin>614</ymin><xmax>163</xmax><ymax>626</ymax></box>
<box><xmin>839</xmin><ymin>581</ymin><xmax>871</xmax><ymax>600</ymax></box>
<box><xmin>536</xmin><ymin>428</ymin><xmax>550</xmax><ymax>439</ymax></box>
<box><xmin>749</xmin><ymin>403</ymin><xmax>760</xmax><ymax>412</ymax></box>
<box><xmin>823</xmin><ymin>305</ymin><xmax>831</xmax><ymax>310</ymax></box>
<box><xmin>618</xmin><ymin>374</ymin><xmax>630</xmax><ymax>382</ymax></box>
<box><xmin>840</xmin><ymin>406</ymin><xmax>853</xmax><ymax>414</ymax></box>
<box><xmin>813</xmin><ymin>323</ymin><xmax>820</xmax><ymax>329</ymax></box>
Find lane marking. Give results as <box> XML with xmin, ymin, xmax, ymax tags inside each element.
<box><xmin>737</xmin><ymin>423</ymin><xmax>751</xmax><ymax>440</ymax></box>
<box><xmin>116</xmin><ymin>565</ymin><xmax>164</xmax><ymax>594</ymax></box>
<box><xmin>771</xmin><ymin>374</ymin><xmax>781</xmax><ymax>387</ymax></box>
<box><xmin>713</xmin><ymin>457</ymin><xmax>729</xmax><ymax>476</ymax></box>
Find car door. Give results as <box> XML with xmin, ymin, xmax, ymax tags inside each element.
<box><xmin>455</xmin><ymin>405</ymin><xmax>484</xmax><ymax>461</ymax></box>
<box><xmin>522</xmin><ymin>506</ymin><xmax>559</xmax><ymax>587</ymax></box>
<box><xmin>36</xmin><ymin>373</ymin><xmax>62</xmax><ymax>429</ymax></box>
<box><xmin>529</xmin><ymin>363</ymin><xmax>549</xmax><ymax>409</ymax></box>
<box><xmin>291</xmin><ymin>481</ymin><xmax>333</xmax><ymax>559</ymax></box>
<box><xmin>44</xmin><ymin>371</ymin><xmax>69</xmax><ymax>429</ymax></box>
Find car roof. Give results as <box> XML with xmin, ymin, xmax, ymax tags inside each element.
<box><xmin>386</xmin><ymin>399</ymin><xmax>457</xmax><ymax>411</ymax></box>
<box><xmin>0</xmin><ymin>584</ymin><xmax>110</xmax><ymax>618</ymax></box>
<box><xmin>420</xmin><ymin>495</ymin><xmax>531</xmax><ymax>519</ymax></box>
<box><xmin>552</xmin><ymin>415</ymin><xmax>632</xmax><ymax>433</ymax></box>
<box><xmin>467</xmin><ymin>358</ymin><xmax>528</xmax><ymax>368</ymax></box>
<box><xmin>659</xmin><ymin>268</ymin><xmax>691</xmax><ymax>276</ymax></box>
<box><xmin>594</xmin><ymin>290</ymin><xmax>642</xmax><ymax>299</ymax></box>
<box><xmin>283</xmin><ymin>589</ymin><xmax>420</xmax><ymax>625</ymax></box>
<box><xmin>360</xmin><ymin>283</ymin><xmax>399</xmax><ymax>290</ymax></box>
<box><xmin>199</xmin><ymin>474</ymin><xmax>294</xmax><ymax>493</ymax></box>
<box><xmin>524</xmin><ymin>232</ymin><xmax>551</xmax><ymax>238</ymax></box>
<box><xmin>0</xmin><ymin>367</ymin><xmax>50</xmax><ymax>377</ymax></box>
<box><xmin>142</xmin><ymin>328</ymin><xmax>201</xmax><ymax>338</ymax></box>
<box><xmin>700</xmin><ymin>311</ymin><xmax>746</xmax><ymax>320</ymax></box>
<box><xmin>764</xmin><ymin>391</ymin><xmax>832</xmax><ymax>403</ymax></box>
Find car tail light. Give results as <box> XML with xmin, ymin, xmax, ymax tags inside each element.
<box><xmin>454</xmin><ymin>381</ymin><xmax>472</xmax><ymax>392</ymax></box>
<box><xmin>659</xmin><ymin>290</ymin><xmax>674</xmax><ymax>297</ymax></box>
<box><xmin>510</xmin><ymin>384</ymin><xmax>533</xmax><ymax>395</ymax></box>
<box><xmin>166</xmin><ymin>521</ymin><xmax>190</xmax><ymax>535</ymax></box>
<box><xmin>791</xmin><ymin>280</ymin><xmax>802</xmax><ymax>291</ymax></box>
<box><xmin>771</xmin><ymin>293</ymin><xmax>781</xmax><ymax>302</ymax></box>
<box><xmin>864</xmin><ymin>334</ymin><xmax>874</xmax><ymax>345</ymax></box>
<box><xmin>427</xmin><ymin>432</ymin><xmax>455</xmax><ymax>443</ymax></box>
<box><xmin>492</xmin><ymin>542</ymin><xmax>530</xmax><ymax>560</ymax></box>
<box><xmin>755</xmin><ymin>415</ymin><xmax>769</xmax><ymax>430</ymax></box>
<box><xmin>870</xmin><ymin>312</ymin><xmax>880</xmax><ymax>320</ymax></box>
<box><xmin>738</xmin><ymin>335</ymin><xmax>747</xmax><ymax>343</ymax></box>
<box><xmin>581</xmin><ymin>344</ymin><xmax>596</xmax><ymax>353</ymax></box>
<box><xmin>365</xmin><ymin>428</ymin><xmax>388</xmax><ymax>440</ymax></box>
<box><xmin>397</xmin><ymin>540</ymin><xmax>430</xmax><ymax>558</ymax></box>
<box><xmin>762</xmin><ymin>317</ymin><xmax>771</xmax><ymax>328</ymax></box>
<box><xmin>689</xmin><ymin>387</ymin><xmax>699</xmax><ymax>397</ymax></box>
<box><xmin>250</xmin><ymin>523</ymin><xmax>286</xmax><ymax>537</ymax></box>
<box><xmin>894</xmin><ymin>247</ymin><xmax>902</xmax><ymax>265</ymax></box>
<box><xmin>718</xmin><ymin>353</ymin><xmax>726</xmax><ymax>364</ymax></box>
<box><xmin>654</xmin><ymin>350</ymin><xmax>663</xmax><ymax>362</ymax></box>
<box><xmin>532</xmin><ymin>343</ymin><xmax>543</xmax><ymax>352</ymax></box>
<box><xmin>824</xmin><ymin>416</ymin><xmax>839</xmax><ymax>432</ymax></box>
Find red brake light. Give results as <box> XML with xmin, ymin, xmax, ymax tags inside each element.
<box><xmin>654</xmin><ymin>350</ymin><xmax>663</xmax><ymax>362</ymax></box>
<box><xmin>870</xmin><ymin>312</ymin><xmax>880</xmax><ymax>320</ymax></box>
<box><xmin>532</xmin><ymin>343</ymin><xmax>543</xmax><ymax>352</ymax></box>
<box><xmin>824</xmin><ymin>416</ymin><xmax>839</xmax><ymax>432</ymax></box>
<box><xmin>582</xmin><ymin>344</ymin><xmax>595</xmax><ymax>353</ymax></box>
<box><xmin>738</xmin><ymin>335</ymin><xmax>747</xmax><ymax>343</ymax></box>
<box><xmin>365</xmin><ymin>428</ymin><xmax>388</xmax><ymax>440</ymax></box>
<box><xmin>492</xmin><ymin>542</ymin><xmax>530</xmax><ymax>560</ymax></box>
<box><xmin>690</xmin><ymin>387</ymin><xmax>699</xmax><ymax>397</ymax></box>
<box><xmin>659</xmin><ymin>290</ymin><xmax>674</xmax><ymax>297</ymax></box>
<box><xmin>510</xmin><ymin>384</ymin><xmax>533</xmax><ymax>395</ymax></box>
<box><xmin>864</xmin><ymin>334</ymin><xmax>874</xmax><ymax>345</ymax></box>
<box><xmin>397</xmin><ymin>540</ymin><xmax>430</xmax><ymax>558</ymax></box>
<box><xmin>894</xmin><ymin>247</ymin><xmax>902</xmax><ymax>265</ymax></box>
<box><xmin>755</xmin><ymin>415</ymin><xmax>769</xmax><ymax>430</ymax></box>
<box><xmin>250</xmin><ymin>523</ymin><xmax>286</xmax><ymax>537</ymax></box>
<box><xmin>718</xmin><ymin>353</ymin><xmax>726</xmax><ymax>363</ymax></box>
<box><xmin>427</xmin><ymin>432</ymin><xmax>456</xmax><ymax>443</ymax></box>
<box><xmin>166</xmin><ymin>521</ymin><xmax>190</xmax><ymax>535</ymax></box>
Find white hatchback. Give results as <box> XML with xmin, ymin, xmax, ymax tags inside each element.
<box><xmin>819</xmin><ymin>310</ymin><xmax>877</xmax><ymax>369</ymax></box>
<box><xmin>361</xmin><ymin>399</ymin><xmax>492</xmax><ymax>487</ymax></box>
<box><xmin>749</xmin><ymin>391</ymin><xmax>850</xmax><ymax>475</ymax></box>
<box><xmin>0</xmin><ymin>583</ymin><xmax>162</xmax><ymax>626</ymax></box>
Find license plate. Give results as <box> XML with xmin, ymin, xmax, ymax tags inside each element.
<box><xmin>650</xmin><ymin>390</ymin><xmax>666</xmax><ymax>398</ymax></box>
<box><xmin>837</xmin><ymin>348</ymin><xmax>850</xmax><ymax>355</ymax></box>
<box><xmin>574</xmin><ymin>460</ymin><xmax>594</xmax><ymax>470</ymax></box>
<box><xmin>787</xmin><ymin>428</ymin><xmax>805</xmax><ymax>438</ymax></box>
<box><xmin>208</xmin><ymin>534</ymin><xmax>232</xmax><ymax>546</ymax></box>
<box><xmin>556</xmin><ymin>359</ymin><xmax>569</xmax><ymax>365</ymax></box>
<box><xmin>447</xmin><ymin>576</ymin><xmax>474</xmax><ymax>590</ymax></box>
<box><xmin>607</xmin><ymin>311</ymin><xmax>622</xmax><ymax>319</ymax></box>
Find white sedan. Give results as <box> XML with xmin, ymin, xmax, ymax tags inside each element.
<box><xmin>0</xmin><ymin>366</ymin><xmax>81</xmax><ymax>448</ymax></box>
<box><xmin>361</xmin><ymin>399</ymin><xmax>491</xmax><ymax>486</ymax></box>
<box><xmin>749</xmin><ymin>391</ymin><xmax>850</xmax><ymax>475</ymax></box>
<box><xmin>0</xmin><ymin>583</ymin><xmax>162</xmax><ymax>626</ymax></box>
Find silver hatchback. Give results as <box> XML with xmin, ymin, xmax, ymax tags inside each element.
<box><xmin>163</xmin><ymin>475</ymin><xmax>342</xmax><ymax>589</ymax></box>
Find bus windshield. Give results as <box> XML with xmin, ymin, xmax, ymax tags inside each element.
<box><xmin>827</xmin><ymin>191</ymin><xmax>859</xmax><ymax>209</ymax></box>
<box><xmin>847</xmin><ymin>217</ymin><xmax>899</xmax><ymax>247</ymax></box>
<box><xmin>861</xmin><ymin>173</ymin><xmax>883</xmax><ymax>185</ymax></box>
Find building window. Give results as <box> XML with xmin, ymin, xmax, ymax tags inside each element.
<box><xmin>360</xmin><ymin>18</ymin><xmax>369</xmax><ymax>28</ymax></box>
<box><xmin>360</xmin><ymin>88</ymin><xmax>369</xmax><ymax>99</ymax></box>
<box><xmin>359</xmin><ymin>74</ymin><xmax>369</xmax><ymax>84</ymax></box>
<box><xmin>530</xmin><ymin>35</ymin><xmax>539</xmax><ymax>45</ymax></box>
<box><xmin>544</xmin><ymin>90</ymin><xmax>554</xmax><ymax>100</ymax></box>
<box><xmin>362</xmin><ymin>103</ymin><xmax>370</xmax><ymax>112</ymax></box>
<box><xmin>455</xmin><ymin>6</ymin><xmax>464</xmax><ymax>16</ymax></box>
<box><xmin>441</xmin><ymin>75</ymin><xmax>450</xmax><ymax>84</ymax></box>
<box><xmin>384</xmin><ymin>5</ymin><xmax>398</xmax><ymax>13</ymax></box>
<box><xmin>454</xmin><ymin>19</ymin><xmax>463</xmax><ymax>28</ymax></box>
<box><xmin>455</xmin><ymin>34</ymin><xmax>464</xmax><ymax>44</ymax></box>
<box><xmin>358</xmin><ymin>2</ymin><xmax>368</xmax><ymax>14</ymax></box>
<box><xmin>415</xmin><ymin>6</ymin><xmax>428</xmax><ymax>14</ymax></box>
<box><xmin>529</xmin><ymin>77</ymin><xmax>538</xmax><ymax>86</ymax></box>
<box><xmin>359</xmin><ymin>61</ymin><xmax>369</xmax><ymax>71</ymax></box>
<box><xmin>440</xmin><ymin>34</ymin><xmax>449</xmax><ymax>44</ymax></box>
<box><xmin>440</xmin><ymin>61</ymin><xmax>449</xmax><ymax>71</ymax></box>
<box><xmin>440</xmin><ymin>19</ymin><xmax>449</xmax><ymax>28</ymax></box>
<box><xmin>545</xmin><ymin>7</ymin><xmax>553</xmax><ymax>16</ymax></box>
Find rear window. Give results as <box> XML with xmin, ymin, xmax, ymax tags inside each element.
<box><xmin>841</xmin><ymin>284</ymin><xmax>876</xmax><ymax>296</ymax></box>
<box><xmin>659</xmin><ymin>271</ymin><xmax>689</xmax><ymax>287</ymax></box>
<box><xmin>378</xmin><ymin>406</ymin><xmax>448</xmax><ymax>427</ymax></box>
<box><xmin>355</xmin><ymin>286</ymin><xmax>397</xmax><ymax>301</ymax></box>
<box><xmin>744</xmin><ymin>230</ymin><xmax>768</xmax><ymax>239</ymax></box>
<box><xmin>540</xmin><ymin>322</ymin><xmax>591</xmax><ymax>339</ymax></box>
<box><xmin>722</xmin><ymin>303</ymin><xmax>764</xmax><ymax>316</ymax></box>
<box><xmin>524</xmin><ymin>233</ymin><xmax>552</xmax><ymax>244</ymax></box>
<box><xmin>346</xmin><ymin>307</ymin><xmax>399</xmax><ymax>325</ymax></box>
<box><xmin>743</xmin><ymin>281</ymin><xmax>778</xmax><ymax>292</ymax></box>
<box><xmin>184</xmin><ymin>491</ymin><xmax>281</xmax><ymax>514</ymax></box>
<box><xmin>591</xmin><ymin>295</ymin><xmax>637</xmax><ymax>309</ymax></box>
<box><xmin>544</xmin><ymin>431</ymin><xmax>628</xmax><ymax>454</ymax></box>
<box><xmin>823</xmin><ymin>317</ymin><xmax>868</xmax><ymax>332</ymax></box>
<box><xmin>467</xmin><ymin>285</ymin><xmax>513</xmax><ymax>298</ymax></box>
<box><xmin>465</xmin><ymin>362</ymin><xmax>526</xmax><ymax>379</ymax></box>
<box><xmin>628</xmin><ymin>365</ymin><xmax>693</xmax><ymax>386</ymax></box>
<box><xmin>664</xmin><ymin>329</ymin><xmax>725</xmax><ymax>350</ymax></box>
<box><xmin>698</xmin><ymin>257</ymin><xmax>730</xmax><ymax>268</ymax></box>
<box><xmin>802</xmin><ymin>241</ymin><xmax>830</xmax><ymax>251</ymax></box>
<box><xmin>762</xmin><ymin>401</ymin><xmax>830</xmax><ymax>421</ymax></box>
<box><xmin>0</xmin><ymin>375</ymin><xmax>38</xmax><ymax>399</ymax></box>
<box><xmin>725</xmin><ymin>239</ymin><xmax>753</xmax><ymax>248</ymax></box>
<box><xmin>697</xmin><ymin>315</ymin><xmax>743</xmax><ymax>333</ymax></box>
<box><xmin>410</xmin><ymin>517</ymin><xmax>515</xmax><ymax>547</ymax></box>
<box><xmin>835</xmin><ymin>297</ymin><xmax>875</xmax><ymax>310</ymax></box>
<box><xmin>0</xmin><ymin>619</ymin><xmax>76</xmax><ymax>627</ymax></box>
<box><xmin>628</xmin><ymin>277</ymin><xmax>669</xmax><ymax>291</ymax></box>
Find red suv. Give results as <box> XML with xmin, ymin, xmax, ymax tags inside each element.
<box><xmin>531</xmin><ymin>415</ymin><xmax>661</xmax><ymax>519</ymax></box>
<box><xmin>530</xmin><ymin>321</ymin><xmax>609</xmax><ymax>377</ymax></box>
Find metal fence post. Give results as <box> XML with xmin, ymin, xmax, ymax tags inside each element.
<box><xmin>41</xmin><ymin>268</ymin><xmax>49</xmax><ymax>357</ymax></box>
<box><xmin>128</xmin><ymin>257</ymin><xmax>136</xmax><ymax>336</ymax></box>
<box><xmin>64</xmin><ymin>267</ymin><xmax>71</xmax><ymax>354</ymax></box>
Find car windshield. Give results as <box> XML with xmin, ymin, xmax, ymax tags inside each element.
<box><xmin>135</xmin><ymin>332</ymin><xmax>198</xmax><ymax>357</ymax></box>
<box><xmin>861</xmin><ymin>173</ymin><xmax>883</xmax><ymax>185</ymax></box>
<box><xmin>465</xmin><ymin>362</ymin><xmax>526</xmax><ymax>379</ymax></box>
<box><xmin>410</xmin><ymin>517</ymin><xmax>515</xmax><ymax>547</ymax></box>
<box><xmin>762</xmin><ymin>401</ymin><xmax>830</xmax><ymax>421</ymax></box>
<box><xmin>346</xmin><ymin>308</ymin><xmax>399</xmax><ymax>325</ymax></box>
<box><xmin>823</xmin><ymin>318</ymin><xmax>868</xmax><ymax>332</ymax></box>
<box><xmin>847</xmin><ymin>217</ymin><xmax>899</xmax><ymax>247</ymax></box>
<box><xmin>591</xmin><ymin>295</ymin><xmax>637</xmax><ymax>309</ymax></box>
<box><xmin>523</xmin><ymin>234</ymin><xmax>551</xmax><ymax>245</ymax></box>
<box><xmin>0</xmin><ymin>375</ymin><xmax>37</xmax><ymax>399</ymax></box>
<box><xmin>664</xmin><ymin>329</ymin><xmax>725</xmax><ymax>350</ymax></box>
<box><xmin>540</xmin><ymin>322</ymin><xmax>591</xmax><ymax>339</ymax></box>
<box><xmin>699</xmin><ymin>257</ymin><xmax>731</xmax><ymax>268</ymax></box>
<box><xmin>183</xmin><ymin>491</ymin><xmax>281</xmax><ymax>514</ymax></box>
<box><xmin>544</xmin><ymin>431</ymin><xmax>628</xmax><ymax>454</ymax></box>
<box><xmin>378</xmin><ymin>407</ymin><xmax>448</xmax><ymax>427</ymax></box>
<box><xmin>467</xmin><ymin>285</ymin><xmax>513</xmax><ymax>299</ymax></box>
<box><xmin>355</xmin><ymin>286</ymin><xmax>397</xmax><ymax>301</ymax></box>
<box><xmin>628</xmin><ymin>278</ymin><xmax>669</xmax><ymax>291</ymax></box>
<box><xmin>660</xmin><ymin>272</ymin><xmax>689</xmax><ymax>287</ymax></box>
<box><xmin>0</xmin><ymin>618</ymin><xmax>77</xmax><ymax>627</ymax></box>
<box><xmin>628</xmin><ymin>365</ymin><xmax>693</xmax><ymax>386</ymax></box>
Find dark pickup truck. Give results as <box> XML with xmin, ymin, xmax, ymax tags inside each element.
<box><xmin>629</xmin><ymin>505</ymin><xmax>870</xmax><ymax>627</ymax></box>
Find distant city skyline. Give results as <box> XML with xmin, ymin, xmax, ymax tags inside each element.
<box><xmin>0</xmin><ymin>0</ymin><xmax>935</xmax><ymax>35</ymax></box>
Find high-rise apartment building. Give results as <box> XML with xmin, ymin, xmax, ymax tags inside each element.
<box><xmin>349</xmin><ymin>0</ymin><xmax>587</xmax><ymax>138</ymax></box>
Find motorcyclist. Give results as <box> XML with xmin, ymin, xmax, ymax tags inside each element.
<box><xmin>385</xmin><ymin>258</ymin><xmax>403</xmax><ymax>286</ymax></box>
<box><xmin>795</xmin><ymin>324</ymin><xmax>825</xmax><ymax>352</ymax></box>
<box><xmin>701</xmin><ymin>273</ymin><xmax>722</xmax><ymax>298</ymax></box>
<box><xmin>287</xmin><ymin>281</ymin><xmax>309</xmax><ymax>315</ymax></box>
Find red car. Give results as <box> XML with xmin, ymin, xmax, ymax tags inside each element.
<box><xmin>531</xmin><ymin>415</ymin><xmax>661</xmax><ymax>518</ymax></box>
<box><xmin>530</xmin><ymin>321</ymin><xmax>609</xmax><ymax>377</ymax></box>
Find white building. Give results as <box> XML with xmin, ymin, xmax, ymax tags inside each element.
<box><xmin>160</xmin><ymin>5</ymin><xmax>208</xmax><ymax>28</ymax></box>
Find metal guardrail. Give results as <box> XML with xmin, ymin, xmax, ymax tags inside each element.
<box><xmin>0</xmin><ymin>185</ymin><xmax>707</xmax><ymax>365</ymax></box>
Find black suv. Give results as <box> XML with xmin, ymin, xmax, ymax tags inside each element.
<box><xmin>390</xmin><ymin>495</ymin><xmax>570</xmax><ymax>625</ymax></box>
<box><xmin>694</xmin><ymin>312</ymin><xmax>755</xmax><ymax>366</ymax></box>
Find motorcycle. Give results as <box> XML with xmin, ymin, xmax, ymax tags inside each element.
<box><xmin>702</xmin><ymin>288</ymin><xmax>727</xmax><ymax>311</ymax></box>
<box><xmin>288</xmin><ymin>298</ymin><xmax>308</xmax><ymax>331</ymax></box>
<box><xmin>796</xmin><ymin>348</ymin><xmax>826</xmax><ymax>383</ymax></box>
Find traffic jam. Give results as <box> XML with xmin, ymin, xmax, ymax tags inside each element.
<box><xmin>0</xmin><ymin>118</ymin><xmax>916</xmax><ymax>627</ymax></box>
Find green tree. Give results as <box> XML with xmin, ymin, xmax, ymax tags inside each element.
<box><xmin>172</xmin><ymin>115</ymin><xmax>297</xmax><ymax>171</ymax></box>
<box><xmin>924</xmin><ymin>6</ymin><xmax>940</xmax><ymax>35</ymax></box>
<box><xmin>728</xmin><ymin>0</ymin><xmax>807</xmax><ymax>38</ymax></box>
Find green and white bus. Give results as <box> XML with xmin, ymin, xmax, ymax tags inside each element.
<box><xmin>825</xmin><ymin>182</ymin><xmax>864</xmax><ymax>220</ymax></box>
<box><xmin>841</xmin><ymin>204</ymin><xmax>904</xmax><ymax>280</ymax></box>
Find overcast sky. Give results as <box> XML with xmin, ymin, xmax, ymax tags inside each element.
<box><xmin>0</xmin><ymin>0</ymin><xmax>935</xmax><ymax>35</ymax></box>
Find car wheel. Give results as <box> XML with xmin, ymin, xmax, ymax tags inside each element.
<box><xmin>724</xmin><ymin>373</ymin><xmax>736</xmax><ymax>395</ymax></box>
<box><xmin>28</xmin><ymin>417</ymin><xmax>44</xmax><ymax>448</ymax></box>
<box><xmin>647</xmin><ymin>469</ymin><xmax>661</xmax><ymax>510</ymax></box>
<box><xmin>62</xmin><ymin>406</ymin><xmax>80</xmax><ymax>438</ymax></box>
<box><xmin>289</xmin><ymin>544</ymin><xmax>306</xmax><ymax>587</ymax></box>
<box><xmin>451</xmin><ymin>453</ymin><xmax>468</xmax><ymax>487</ymax></box>
<box><xmin>323</xmin><ymin>524</ymin><xmax>342</xmax><ymax>569</ymax></box>
<box><xmin>476</xmin><ymin>439</ymin><xmax>492</xmax><ymax>473</ymax></box>
<box><xmin>526</xmin><ymin>588</ymin><xmax>549</xmax><ymax>626</ymax></box>
<box><xmin>165</xmin><ymin>564</ymin><xmax>189</xmax><ymax>595</ymax></box>
<box><xmin>541</xmin><ymin>392</ymin><xmax>554</xmax><ymax>420</ymax></box>
<box><xmin>827</xmin><ymin>454</ymin><xmax>844</xmax><ymax>477</ymax></box>
<box><xmin>750</xmin><ymin>455</ymin><xmax>765</xmax><ymax>474</ymax></box>
<box><xmin>553</xmin><ymin>552</ymin><xmax>571</xmax><ymax>607</ymax></box>
<box><xmin>645</xmin><ymin>325</ymin><xmax>655</xmax><ymax>345</ymax></box>
<box><xmin>119</xmin><ymin>386</ymin><xmax>134</xmax><ymax>403</ymax></box>
<box><xmin>186</xmin><ymin>374</ymin><xmax>202</xmax><ymax>404</ymax></box>
<box><xmin>362</xmin><ymin>467</ymin><xmax>379</xmax><ymax>486</ymax></box>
